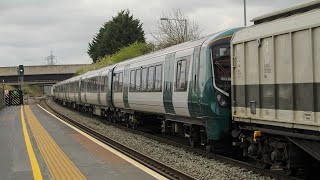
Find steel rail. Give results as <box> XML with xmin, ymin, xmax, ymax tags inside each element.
<box><xmin>43</xmin><ymin>99</ymin><xmax>194</xmax><ymax>180</ymax></box>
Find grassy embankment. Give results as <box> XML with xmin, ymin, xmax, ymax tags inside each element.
<box><xmin>75</xmin><ymin>42</ymin><xmax>153</xmax><ymax>75</ymax></box>
<box><xmin>22</xmin><ymin>85</ymin><xmax>43</xmax><ymax>97</ymax></box>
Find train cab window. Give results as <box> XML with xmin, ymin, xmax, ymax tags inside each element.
<box><xmin>155</xmin><ymin>65</ymin><xmax>162</xmax><ymax>91</ymax></box>
<box><xmin>118</xmin><ymin>73</ymin><xmax>123</xmax><ymax>92</ymax></box>
<box><xmin>176</xmin><ymin>57</ymin><xmax>190</xmax><ymax>91</ymax></box>
<box><xmin>130</xmin><ymin>70</ymin><xmax>135</xmax><ymax>91</ymax></box>
<box><xmin>147</xmin><ymin>66</ymin><xmax>154</xmax><ymax>90</ymax></box>
<box><xmin>136</xmin><ymin>69</ymin><xmax>141</xmax><ymax>91</ymax></box>
<box><xmin>141</xmin><ymin>67</ymin><xmax>148</xmax><ymax>91</ymax></box>
<box><xmin>212</xmin><ymin>43</ymin><xmax>231</xmax><ymax>92</ymax></box>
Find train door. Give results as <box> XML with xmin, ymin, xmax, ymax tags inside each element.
<box><xmin>189</xmin><ymin>46</ymin><xmax>201</xmax><ymax>117</ymax></box>
<box><xmin>107</xmin><ymin>67</ymin><xmax>114</xmax><ymax>108</ymax></box>
<box><xmin>123</xmin><ymin>64</ymin><xmax>130</xmax><ymax>109</ymax></box>
<box><xmin>84</xmin><ymin>79</ymin><xmax>87</xmax><ymax>103</ymax></box>
<box><xmin>79</xmin><ymin>78</ymin><xmax>82</xmax><ymax>103</ymax></box>
<box><xmin>163</xmin><ymin>53</ymin><xmax>175</xmax><ymax>114</ymax></box>
<box><xmin>97</xmin><ymin>73</ymin><xmax>102</xmax><ymax>105</ymax></box>
<box><xmin>64</xmin><ymin>84</ymin><xmax>67</xmax><ymax>100</ymax></box>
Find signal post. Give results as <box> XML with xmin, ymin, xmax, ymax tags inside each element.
<box><xmin>17</xmin><ymin>65</ymin><xmax>24</xmax><ymax>90</ymax></box>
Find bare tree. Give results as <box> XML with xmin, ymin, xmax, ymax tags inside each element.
<box><xmin>151</xmin><ymin>9</ymin><xmax>201</xmax><ymax>49</ymax></box>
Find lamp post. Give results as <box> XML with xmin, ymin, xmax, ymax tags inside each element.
<box><xmin>243</xmin><ymin>0</ymin><xmax>247</xmax><ymax>26</ymax></box>
<box><xmin>160</xmin><ymin>17</ymin><xmax>187</xmax><ymax>41</ymax></box>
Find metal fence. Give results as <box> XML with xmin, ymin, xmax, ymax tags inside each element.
<box><xmin>0</xmin><ymin>87</ymin><xmax>4</xmax><ymax>109</ymax></box>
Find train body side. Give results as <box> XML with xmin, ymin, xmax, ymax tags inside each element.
<box><xmin>231</xmin><ymin>8</ymin><xmax>320</xmax><ymax>133</ymax></box>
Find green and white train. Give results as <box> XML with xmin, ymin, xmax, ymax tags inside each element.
<box><xmin>53</xmin><ymin>28</ymin><xmax>240</xmax><ymax>147</ymax></box>
<box><xmin>53</xmin><ymin>1</ymin><xmax>320</xmax><ymax>174</ymax></box>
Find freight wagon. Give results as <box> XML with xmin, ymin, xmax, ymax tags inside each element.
<box><xmin>232</xmin><ymin>1</ymin><xmax>320</xmax><ymax>173</ymax></box>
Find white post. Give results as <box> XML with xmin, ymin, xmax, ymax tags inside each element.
<box><xmin>244</xmin><ymin>0</ymin><xmax>247</xmax><ymax>26</ymax></box>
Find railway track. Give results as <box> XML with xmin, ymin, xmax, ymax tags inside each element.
<box><xmin>43</xmin><ymin>98</ymin><xmax>301</xmax><ymax>180</ymax></box>
<box><xmin>42</xmin><ymin>98</ymin><xmax>194</xmax><ymax>180</ymax></box>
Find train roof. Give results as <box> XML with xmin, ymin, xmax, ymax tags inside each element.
<box><xmin>116</xmin><ymin>28</ymin><xmax>240</xmax><ymax>67</ymax></box>
<box><xmin>55</xmin><ymin>28</ymin><xmax>240</xmax><ymax>86</ymax></box>
<box><xmin>252</xmin><ymin>0</ymin><xmax>320</xmax><ymax>24</ymax></box>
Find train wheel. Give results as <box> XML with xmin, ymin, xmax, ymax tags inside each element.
<box><xmin>189</xmin><ymin>139</ymin><xmax>196</xmax><ymax>148</ymax></box>
<box><xmin>206</xmin><ymin>145</ymin><xmax>212</xmax><ymax>153</ymax></box>
<box><xmin>256</xmin><ymin>161</ymin><xmax>271</xmax><ymax>170</ymax></box>
<box><xmin>283</xmin><ymin>167</ymin><xmax>296</xmax><ymax>176</ymax></box>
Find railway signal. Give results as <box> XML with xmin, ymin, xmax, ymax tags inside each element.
<box><xmin>17</xmin><ymin>65</ymin><xmax>24</xmax><ymax>91</ymax></box>
<box><xmin>18</xmin><ymin>65</ymin><xmax>24</xmax><ymax>76</ymax></box>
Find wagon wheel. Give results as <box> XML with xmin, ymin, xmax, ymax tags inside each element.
<box><xmin>256</xmin><ymin>160</ymin><xmax>271</xmax><ymax>170</ymax></box>
<box><xmin>283</xmin><ymin>167</ymin><xmax>296</xmax><ymax>176</ymax></box>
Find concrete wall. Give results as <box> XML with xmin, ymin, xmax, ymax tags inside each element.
<box><xmin>0</xmin><ymin>64</ymin><xmax>88</xmax><ymax>76</ymax></box>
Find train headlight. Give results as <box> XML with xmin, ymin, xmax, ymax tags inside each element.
<box><xmin>216</xmin><ymin>93</ymin><xmax>228</xmax><ymax>107</ymax></box>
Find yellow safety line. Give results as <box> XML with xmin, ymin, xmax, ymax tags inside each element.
<box><xmin>20</xmin><ymin>106</ymin><xmax>43</xmax><ymax>180</ymax></box>
<box><xmin>24</xmin><ymin>105</ymin><xmax>86</xmax><ymax>180</ymax></box>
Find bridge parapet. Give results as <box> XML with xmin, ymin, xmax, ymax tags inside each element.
<box><xmin>0</xmin><ymin>64</ymin><xmax>88</xmax><ymax>76</ymax></box>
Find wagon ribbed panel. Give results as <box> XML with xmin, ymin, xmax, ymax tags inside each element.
<box><xmin>233</xmin><ymin>108</ymin><xmax>320</xmax><ymax>131</ymax></box>
<box><xmin>232</xmin><ymin>9</ymin><xmax>320</xmax><ymax>131</ymax></box>
<box><xmin>232</xmin><ymin>9</ymin><xmax>320</xmax><ymax>44</ymax></box>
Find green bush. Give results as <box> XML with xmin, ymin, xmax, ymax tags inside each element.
<box><xmin>76</xmin><ymin>42</ymin><xmax>153</xmax><ymax>75</ymax></box>
<box><xmin>22</xmin><ymin>85</ymin><xmax>43</xmax><ymax>97</ymax></box>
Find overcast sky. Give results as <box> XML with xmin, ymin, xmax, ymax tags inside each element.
<box><xmin>0</xmin><ymin>0</ymin><xmax>313</xmax><ymax>67</ymax></box>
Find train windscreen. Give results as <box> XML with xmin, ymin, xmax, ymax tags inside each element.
<box><xmin>211</xmin><ymin>43</ymin><xmax>231</xmax><ymax>93</ymax></box>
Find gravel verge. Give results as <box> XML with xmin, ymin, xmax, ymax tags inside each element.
<box><xmin>45</xmin><ymin>99</ymin><xmax>272</xmax><ymax>180</ymax></box>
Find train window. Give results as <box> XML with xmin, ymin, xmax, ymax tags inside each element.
<box><xmin>147</xmin><ymin>66</ymin><xmax>154</xmax><ymax>90</ymax></box>
<box><xmin>155</xmin><ymin>65</ymin><xmax>162</xmax><ymax>91</ymax></box>
<box><xmin>141</xmin><ymin>67</ymin><xmax>148</xmax><ymax>91</ymax></box>
<box><xmin>114</xmin><ymin>73</ymin><xmax>119</xmax><ymax>92</ymax></box>
<box><xmin>92</xmin><ymin>78</ymin><xmax>95</xmax><ymax>93</ymax></box>
<box><xmin>81</xmin><ymin>80</ymin><xmax>85</xmax><ymax>92</ymax></box>
<box><xmin>95</xmin><ymin>77</ymin><xmax>98</xmax><ymax>93</ymax></box>
<box><xmin>130</xmin><ymin>70</ymin><xmax>135</xmax><ymax>91</ymax></box>
<box><xmin>87</xmin><ymin>79</ymin><xmax>90</xmax><ymax>93</ymax></box>
<box><xmin>193</xmin><ymin>46</ymin><xmax>200</xmax><ymax>92</ymax></box>
<box><xmin>176</xmin><ymin>56</ymin><xmax>190</xmax><ymax>91</ymax></box>
<box><xmin>105</xmin><ymin>76</ymin><xmax>108</xmax><ymax>93</ymax></box>
<box><xmin>100</xmin><ymin>77</ymin><xmax>104</xmax><ymax>92</ymax></box>
<box><xmin>118</xmin><ymin>72</ymin><xmax>123</xmax><ymax>92</ymax></box>
<box><xmin>91</xmin><ymin>78</ymin><xmax>94</xmax><ymax>92</ymax></box>
<box><xmin>136</xmin><ymin>69</ymin><xmax>141</xmax><ymax>91</ymax></box>
<box><xmin>87</xmin><ymin>79</ymin><xmax>89</xmax><ymax>93</ymax></box>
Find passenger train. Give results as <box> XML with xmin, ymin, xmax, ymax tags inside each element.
<box><xmin>53</xmin><ymin>2</ymin><xmax>320</xmax><ymax>175</ymax></box>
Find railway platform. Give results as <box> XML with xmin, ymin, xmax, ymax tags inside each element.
<box><xmin>0</xmin><ymin>104</ymin><xmax>163</xmax><ymax>180</ymax></box>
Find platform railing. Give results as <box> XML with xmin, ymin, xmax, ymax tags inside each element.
<box><xmin>0</xmin><ymin>87</ymin><xmax>4</xmax><ymax>109</ymax></box>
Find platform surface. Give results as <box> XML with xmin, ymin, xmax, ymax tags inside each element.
<box><xmin>0</xmin><ymin>105</ymin><xmax>158</xmax><ymax>180</ymax></box>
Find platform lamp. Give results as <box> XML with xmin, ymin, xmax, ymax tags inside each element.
<box><xmin>243</xmin><ymin>0</ymin><xmax>247</xmax><ymax>26</ymax></box>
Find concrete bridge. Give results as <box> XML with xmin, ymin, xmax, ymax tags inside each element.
<box><xmin>0</xmin><ymin>64</ymin><xmax>88</xmax><ymax>85</ymax></box>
